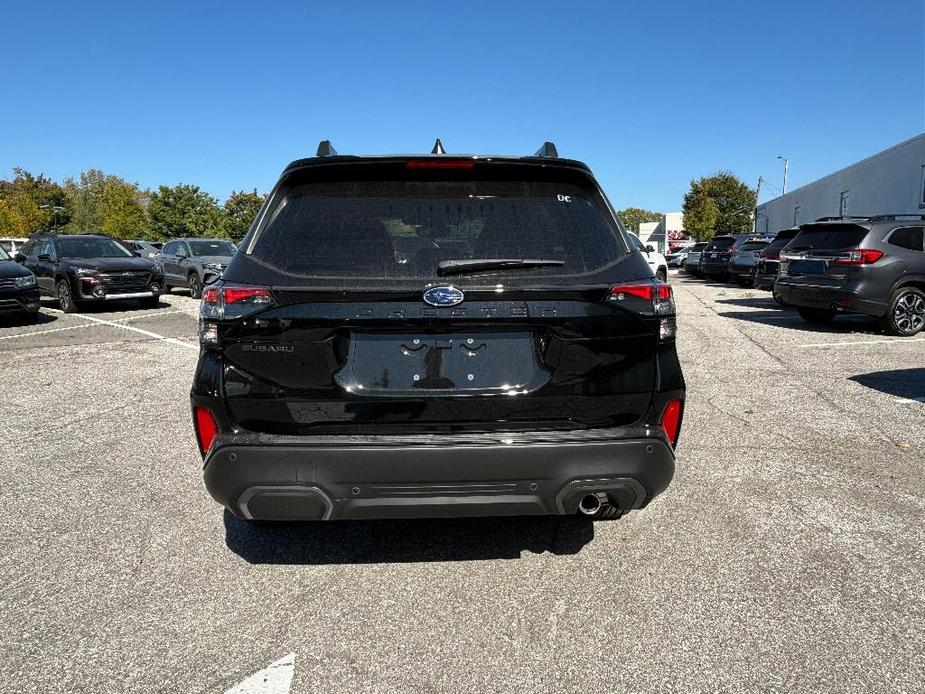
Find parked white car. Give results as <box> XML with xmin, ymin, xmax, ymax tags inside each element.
<box><xmin>627</xmin><ymin>233</ymin><xmax>669</xmax><ymax>282</ymax></box>
<box><xmin>0</xmin><ymin>238</ymin><xmax>28</xmax><ymax>258</ymax></box>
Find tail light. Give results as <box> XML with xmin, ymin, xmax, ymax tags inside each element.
<box><xmin>758</xmin><ymin>249</ymin><xmax>780</xmax><ymax>260</ymax></box>
<box><xmin>721</xmin><ymin>246</ymin><xmax>736</xmax><ymax>256</ymax></box>
<box><xmin>607</xmin><ymin>282</ymin><xmax>673</xmax><ymax>305</ymax></box>
<box><xmin>200</xmin><ymin>284</ymin><xmax>276</xmax><ymax>346</ymax></box>
<box><xmin>831</xmin><ymin>249</ymin><xmax>884</xmax><ymax>266</ymax></box>
<box><xmin>607</xmin><ymin>281</ymin><xmax>676</xmax><ymax>339</ymax></box>
<box><xmin>193</xmin><ymin>406</ymin><xmax>218</xmax><ymax>455</ymax></box>
<box><xmin>660</xmin><ymin>399</ymin><xmax>683</xmax><ymax>446</ymax></box>
<box><xmin>202</xmin><ymin>285</ymin><xmax>272</xmax><ymax>306</ymax></box>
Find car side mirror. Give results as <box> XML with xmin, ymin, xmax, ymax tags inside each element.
<box><xmin>645</xmin><ymin>245</ymin><xmax>655</xmax><ymax>253</ymax></box>
<box><xmin>14</xmin><ymin>253</ymin><xmax>26</xmax><ymax>263</ymax></box>
<box><xmin>38</xmin><ymin>253</ymin><xmax>52</xmax><ymax>261</ymax></box>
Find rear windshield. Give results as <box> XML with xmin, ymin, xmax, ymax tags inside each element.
<box><xmin>766</xmin><ymin>230</ymin><xmax>798</xmax><ymax>250</ymax></box>
<box><xmin>788</xmin><ymin>225</ymin><xmax>867</xmax><ymax>252</ymax></box>
<box><xmin>249</xmin><ymin>179</ymin><xmax>625</xmax><ymax>285</ymax></box>
<box><xmin>738</xmin><ymin>241</ymin><xmax>768</xmax><ymax>251</ymax></box>
<box><xmin>706</xmin><ymin>237</ymin><xmax>736</xmax><ymax>250</ymax></box>
<box><xmin>690</xmin><ymin>243</ymin><xmax>707</xmax><ymax>251</ymax></box>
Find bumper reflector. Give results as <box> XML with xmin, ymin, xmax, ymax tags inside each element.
<box><xmin>660</xmin><ymin>399</ymin><xmax>683</xmax><ymax>446</ymax></box>
<box><xmin>194</xmin><ymin>407</ymin><xmax>218</xmax><ymax>454</ymax></box>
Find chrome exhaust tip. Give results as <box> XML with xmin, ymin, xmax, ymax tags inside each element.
<box><xmin>578</xmin><ymin>492</ymin><xmax>607</xmax><ymax>516</ymax></box>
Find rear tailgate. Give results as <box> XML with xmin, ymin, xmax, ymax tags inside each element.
<box><xmin>221</xmin><ymin>287</ymin><xmax>659</xmax><ymax>435</ymax></box>
<box><xmin>780</xmin><ymin>224</ymin><xmax>869</xmax><ymax>287</ymax></box>
<box><xmin>213</xmin><ymin>159</ymin><xmax>666</xmax><ymax>436</ymax></box>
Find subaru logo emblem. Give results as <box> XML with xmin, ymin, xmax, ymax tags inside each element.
<box><xmin>423</xmin><ymin>286</ymin><xmax>464</xmax><ymax>307</ymax></box>
<box><xmin>122</xmin><ymin>272</ymin><xmax>133</xmax><ymax>277</ymax></box>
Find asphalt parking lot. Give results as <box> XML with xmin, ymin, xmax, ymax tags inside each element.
<box><xmin>1</xmin><ymin>275</ymin><xmax>923</xmax><ymax>694</ymax></box>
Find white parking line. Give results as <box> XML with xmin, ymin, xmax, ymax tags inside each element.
<box><xmin>110</xmin><ymin>309</ymin><xmax>192</xmax><ymax>323</ymax></box>
<box><xmin>71</xmin><ymin>312</ymin><xmax>199</xmax><ymax>350</ymax></box>
<box><xmin>225</xmin><ymin>653</ymin><xmax>295</xmax><ymax>694</ymax></box>
<box><xmin>800</xmin><ymin>337</ymin><xmax>925</xmax><ymax>348</ymax></box>
<box><xmin>0</xmin><ymin>323</ymin><xmax>97</xmax><ymax>341</ymax></box>
<box><xmin>720</xmin><ymin>313</ymin><xmax>798</xmax><ymax>321</ymax></box>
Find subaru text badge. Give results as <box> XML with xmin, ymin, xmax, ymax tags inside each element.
<box><xmin>423</xmin><ymin>286</ymin><xmax>464</xmax><ymax>307</ymax></box>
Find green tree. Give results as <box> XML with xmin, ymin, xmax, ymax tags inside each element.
<box><xmin>64</xmin><ymin>169</ymin><xmax>150</xmax><ymax>238</ymax></box>
<box><xmin>148</xmin><ymin>184</ymin><xmax>224</xmax><ymax>239</ymax></box>
<box><xmin>617</xmin><ymin>207</ymin><xmax>663</xmax><ymax>233</ymax></box>
<box><xmin>682</xmin><ymin>189</ymin><xmax>719</xmax><ymax>241</ymax></box>
<box><xmin>223</xmin><ymin>189</ymin><xmax>266</xmax><ymax>241</ymax></box>
<box><xmin>682</xmin><ymin>172</ymin><xmax>756</xmax><ymax>239</ymax></box>
<box><xmin>0</xmin><ymin>168</ymin><xmax>70</xmax><ymax>235</ymax></box>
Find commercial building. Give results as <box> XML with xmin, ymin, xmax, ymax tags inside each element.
<box><xmin>755</xmin><ymin>133</ymin><xmax>925</xmax><ymax>234</ymax></box>
<box><xmin>638</xmin><ymin>212</ymin><xmax>690</xmax><ymax>253</ymax></box>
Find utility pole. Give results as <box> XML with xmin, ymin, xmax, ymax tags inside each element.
<box><xmin>777</xmin><ymin>155</ymin><xmax>789</xmax><ymax>194</ymax></box>
<box><xmin>753</xmin><ymin>176</ymin><xmax>763</xmax><ymax>232</ymax></box>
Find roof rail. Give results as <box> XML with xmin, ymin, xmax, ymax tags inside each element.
<box><xmin>533</xmin><ymin>141</ymin><xmax>559</xmax><ymax>158</ymax></box>
<box><xmin>316</xmin><ymin>140</ymin><xmax>338</xmax><ymax>157</ymax></box>
<box><xmin>868</xmin><ymin>213</ymin><xmax>925</xmax><ymax>222</ymax></box>
<box><xmin>431</xmin><ymin>138</ymin><xmax>446</xmax><ymax>155</ymax></box>
<box><xmin>814</xmin><ymin>215</ymin><xmax>872</xmax><ymax>222</ymax></box>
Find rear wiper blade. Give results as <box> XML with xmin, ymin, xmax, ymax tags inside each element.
<box><xmin>437</xmin><ymin>258</ymin><xmax>565</xmax><ymax>276</ymax></box>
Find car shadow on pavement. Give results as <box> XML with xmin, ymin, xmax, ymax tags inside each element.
<box><xmin>715</xmin><ymin>297</ymin><xmax>785</xmax><ymax>309</ymax></box>
<box><xmin>850</xmin><ymin>368</ymin><xmax>925</xmax><ymax>400</ymax></box>
<box><xmin>718</xmin><ymin>309</ymin><xmax>884</xmax><ymax>333</ymax></box>
<box><xmin>0</xmin><ymin>311</ymin><xmax>57</xmax><ymax>328</ymax></box>
<box><xmin>714</xmin><ymin>310</ymin><xmax>803</xmax><ymax>327</ymax></box>
<box><xmin>223</xmin><ymin>511</ymin><xmax>595</xmax><ymax>564</ymax></box>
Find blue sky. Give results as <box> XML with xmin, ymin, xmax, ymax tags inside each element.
<box><xmin>2</xmin><ymin>0</ymin><xmax>923</xmax><ymax>211</ymax></box>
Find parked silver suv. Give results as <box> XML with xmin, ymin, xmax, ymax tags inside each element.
<box><xmin>159</xmin><ymin>238</ymin><xmax>236</xmax><ymax>299</ymax></box>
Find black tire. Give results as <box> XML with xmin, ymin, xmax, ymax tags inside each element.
<box><xmin>772</xmin><ymin>289</ymin><xmax>786</xmax><ymax>306</ymax></box>
<box><xmin>798</xmin><ymin>307</ymin><xmax>836</xmax><ymax>324</ymax></box>
<box><xmin>735</xmin><ymin>275</ymin><xmax>750</xmax><ymax>287</ymax></box>
<box><xmin>162</xmin><ymin>285</ymin><xmax>171</xmax><ymax>295</ymax></box>
<box><xmin>188</xmin><ymin>273</ymin><xmax>203</xmax><ymax>300</ymax></box>
<box><xmin>655</xmin><ymin>267</ymin><xmax>668</xmax><ymax>283</ymax></box>
<box><xmin>56</xmin><ymin>279</ymin><xmax>79</xmax><ymax>313</ymax></box>
<box><xmin>883</xmin><ymin>286</ymin><xmax>925</xmax><ymax>336</ymax></box>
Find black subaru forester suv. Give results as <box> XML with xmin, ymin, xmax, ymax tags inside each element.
<box><xmin>191</xmin><ymin>142</ymin><xmax>685</xmax><ymax>523</ymax></box>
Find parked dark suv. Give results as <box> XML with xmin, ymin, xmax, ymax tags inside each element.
<box><xmin>0</xmin><ymin>244</ymin><xmax>40</xmax><ymax>322</ymax></box>
<box><xmin>700</xmin><ymin>234</ymin><xmax>745</xmax><ymax>279</ymax></box>
<box><xmin>18</xmin><ymin>234</ymin><xmax>164</xmax><ymax>312</ymax></box>
<box><xmin>776</xmin><ymin>215</ymin><xmax>925</xmax><ymax>335</ymax></box>
<box><xmin>191</xmin><ymin>141</ymin><xmax>686</xmax><ymax>523</ymax></box>
<box><xmin>754</xmin><ymin>227</ymin><xmax>800</xmax><ymax>295</ymax></box>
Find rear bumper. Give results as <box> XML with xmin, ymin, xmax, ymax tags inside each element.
<box><xmin>729</xmin><ymin>262</ymin><xmax>757</xmax><ymax>277</ymax></box>
<box><xmin>774</xmin><ymin>280</ymin><xmax>888</xmax><ymax>317</ymax></box>
<box><xmin>203</xmin><ymin>436</ymin><xmax>676</xmax><ymax>521</ymax></box>
<box><xmin>700</xmin><ymin>260</ymin><xmax>729</xmax><ymax>274</ymax></box>
<box><xmin>754</xmin><ymin>263</ymin><xmax>779</xmax><ymax>288</ymax></box>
